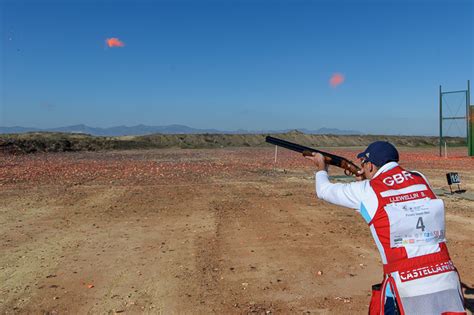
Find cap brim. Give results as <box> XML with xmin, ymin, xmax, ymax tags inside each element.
<box><xmin>356</xmin><ymin>152</ymin><xmax>365</xmax><ymax>159</ymax></box>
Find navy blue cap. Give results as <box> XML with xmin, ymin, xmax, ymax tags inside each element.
<box><xmin>357</xmin><ymin>141</ymin><xmax>399</xmax><ymax>167</ymax></box>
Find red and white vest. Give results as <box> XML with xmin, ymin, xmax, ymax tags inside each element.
<box><xmin>367</xmin><ymin>166</ymin><xmax>466</xmax><ymax>315</ymax></box>
<box><xmin>369</xmin><ymin>165</ymin><xmax>452</xmax><ymax>276</ymax></box>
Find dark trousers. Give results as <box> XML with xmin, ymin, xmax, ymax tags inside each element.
<box><xmin>384</xmin><ymin>297</ymin><xmax>399</xmax><ymax>315</ymax></box>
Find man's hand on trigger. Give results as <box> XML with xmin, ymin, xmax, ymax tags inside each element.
<box><xmin>305</xmin><ymin>152</ymin><xmax>328</xmax><ymax>172</ymax></box>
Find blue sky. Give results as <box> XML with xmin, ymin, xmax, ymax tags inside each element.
<box><xmin>1</xmin><ymin>0</ymin><xmax>472</xmax><ymax>135</ymax></box>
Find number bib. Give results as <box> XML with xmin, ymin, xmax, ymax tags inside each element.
<box><xmin>384</xmin><ymin>198</ymin><xmax>446</xmax><ymax>248</ymax></box>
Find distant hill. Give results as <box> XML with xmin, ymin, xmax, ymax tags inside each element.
<box><xmin>0</xmin><ymin>124</ymin><xmax>361</xmax><ymax>136</ymax></box>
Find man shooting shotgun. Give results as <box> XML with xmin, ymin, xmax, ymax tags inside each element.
<box><xmin>266</xmin><ymin>136</ymin><xmax>466</xmax><ymax>315</ymax></box>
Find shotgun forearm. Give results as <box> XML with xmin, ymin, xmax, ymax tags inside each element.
<box><xmin>265</xmin><ymin>136</ymin><xmax>361</xmax><ymax>176</ymax></box>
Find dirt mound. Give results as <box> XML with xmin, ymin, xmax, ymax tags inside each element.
<box><xmin>0</xmin><ymin>131</ymin><xmax>465</xmax><ymax>154</ymax></box>
<box><xmin>0</xmin><ymin>132</ymin><xmax>152</xmax><ymax>154</ymax></box>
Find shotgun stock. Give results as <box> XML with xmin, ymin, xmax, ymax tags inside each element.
<box><xmin>265</xmin><ymin>136</ymin><xmax>361</xmax><ymax>176</ymax></box>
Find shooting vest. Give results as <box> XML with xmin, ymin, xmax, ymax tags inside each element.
<box><xmin>367</xmin><ymin>166</ymin><xmax>465</xmax><ymax>315</ymax></box>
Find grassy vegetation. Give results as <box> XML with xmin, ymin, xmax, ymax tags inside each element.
<box><xmin>0</xmin><ymin>131</ymin><xmax>466</xmax><ymax>154</ymax></box>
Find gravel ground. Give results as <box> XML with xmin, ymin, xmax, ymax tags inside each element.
<box><xmin>1</xmin><ymin>147</ymin><xmax>472</xmax><ymax>314</ymax></box>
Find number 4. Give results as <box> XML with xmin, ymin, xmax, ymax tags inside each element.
<box><xmin>416</xmin><ymin>217</ymin><xmax>425</xmax><ymax>232</ymax></box>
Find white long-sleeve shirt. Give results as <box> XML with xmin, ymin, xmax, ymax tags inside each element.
<box><xmin>315</xmin><ymin>162</ymin><xmax>399</xmax><ymax>223</ymax></box>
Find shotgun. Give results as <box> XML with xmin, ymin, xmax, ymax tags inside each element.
<box><xmin>265</xmin><ymin>136</ymin><xmax>361</xmax><ymax>176</ymax></box>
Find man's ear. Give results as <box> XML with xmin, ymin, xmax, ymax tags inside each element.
<box><xmin>369</xmin><ymin>162</ymin><xmax>375</xmax><ymax>173</ymax></box>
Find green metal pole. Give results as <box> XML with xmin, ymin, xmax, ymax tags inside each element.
<box><xmin>469</xmin><ymin>105</ymin><xmax>474</xmax><ymax>156</ymax></box>
<box><xmin>466</xmin><ymin>81</ymin><xmax>469</xmax><ymax>148</ymax></box>
<box><xmin>468</xmin><ymin>80</ymin><xmax>473</xmax><ymax>156</ymax></box>
<box><xmin>439</xmin><ymin>85</ymin><xmax>442</xmax><ymax>157</ymax></box>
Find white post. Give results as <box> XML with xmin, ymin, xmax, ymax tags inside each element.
<box><xmin>444</xmin><ymin>141</ymin><xmax>448</xmax><ymax>159</ymax></box>
<box><xmin>274</xmin><ymin>145</ymin><xmax>278</xmax><ymax>163</ymax></box>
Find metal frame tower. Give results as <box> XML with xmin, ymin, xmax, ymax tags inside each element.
<box><xmin>439</xmin><ymin>80</ymin><xmax>472</xmax><ymax>157</ymax></box>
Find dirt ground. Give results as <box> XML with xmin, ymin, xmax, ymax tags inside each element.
<box><xmin>1</xmin><ymin>147</ymin><xmax>473</xmax><ymax>314</ymax></box>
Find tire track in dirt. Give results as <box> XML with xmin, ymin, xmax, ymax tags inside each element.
<box><xmin>72</xmin><ymin>184</ymin><xmax>217</xmax><ymax>314</ymax></box>
<box><xmin>191</xmin><ymin>190</ymin><xmax>248</xmax><ymax>313</ymax></box>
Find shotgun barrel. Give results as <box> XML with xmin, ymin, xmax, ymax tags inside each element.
<box><xmin>265</xmin><ymin>136</ymin><xmax>361</xmax><ymax>176</ymax></box>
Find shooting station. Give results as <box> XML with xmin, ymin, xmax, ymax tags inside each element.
<box><xmin>439</xmin><ymin>80</ymin><xmax>473</xmax><ymax>157</ymax></box>
<box><xmin>445</xmin><ymin>172</ymin><xmax>466</xmax><ymax>194</ymax></box>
